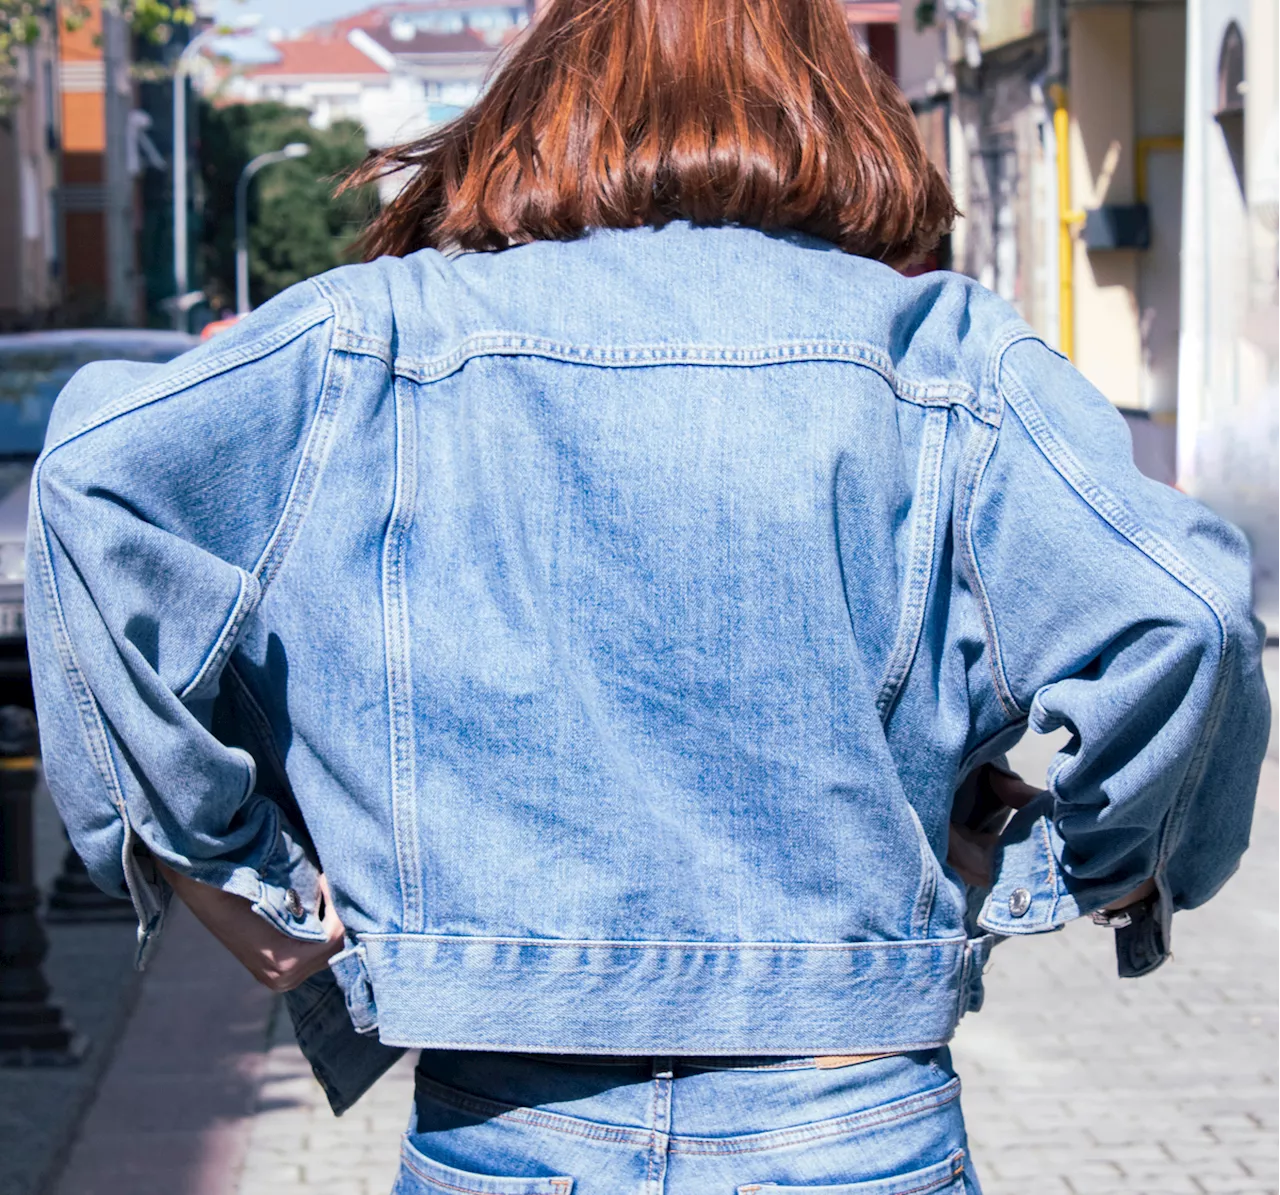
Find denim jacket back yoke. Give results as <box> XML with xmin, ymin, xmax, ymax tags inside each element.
<box><xmin>26</xmin><ymin>223</ymin><xmax>1269</xmax><ymax>1109</ymax></box>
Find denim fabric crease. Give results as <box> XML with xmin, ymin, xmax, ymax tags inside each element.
<box><xmin>25</xmin><ymin>223</ymin><xmax>1270</xmax><ymax>1118</ymax></box>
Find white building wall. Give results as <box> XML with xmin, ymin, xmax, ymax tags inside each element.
<box><xmin>1178</xmin><ymin>0</ymin><xmax>1277</xmax><ymax>622</ymax></box>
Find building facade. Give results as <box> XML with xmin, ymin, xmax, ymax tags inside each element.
<box><xmin>57</xmin><ymin>0</ymin><xmax>143</xmax><ymax>324</ymax></box>
<box><xmin>213</xmin><ymin>2</ymin><xmax>531</xmax><ymax>150</ymax></box>
<box><xmin>898</xmin><ymin>0</ymin><xmax>1277</xmax><ymax>623</ymax></box>
<box><xmin>0</xmin><ymin>18</ymin><xmax>62</xmax><ymax>327</ymax></box>
<box><xmin>1177</xmin><ymin>0</ymin><xmax>1277</xmax><ymax>620</ymax></box>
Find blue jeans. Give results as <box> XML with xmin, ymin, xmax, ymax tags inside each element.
<box><xmin>393</xmin><ymin>1049</ymin><xmax>982</xmax><ymax>1194</ymax></box>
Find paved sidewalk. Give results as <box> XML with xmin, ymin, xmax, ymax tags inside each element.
<box><xmin>234</xmin><ymin>1009</ymin><xmax>415</xmax><ymax>1195</ymax></box>
<box><xmin>954</xmin><ymin>807</ymin><xmax>1278</xmax><ymax>1195</ymax></box>
<box><xmin>53</xmin><ymin>902</ymin><xmax>275</xmax><ymax>1195</ymax></box>
<box><xmin>0</xmin><ymin>780</ymin><xmax>140</xmax><ymax>1195</ymax></box>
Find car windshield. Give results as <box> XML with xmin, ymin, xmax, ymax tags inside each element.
<box><xmin>0</xmin><ymin>339</ymin><xmax>190</xmax><ymax>457</ymax></box>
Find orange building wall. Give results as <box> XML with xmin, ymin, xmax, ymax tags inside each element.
<box><xmin>59</xmin><ymin>0</ymin><xmax>109</xmax><ymax>311</ymax></box>
<box><xmin>59</xmin><ymin>0</ymin><xmax>105</xmax><ymax>152</ymax></box>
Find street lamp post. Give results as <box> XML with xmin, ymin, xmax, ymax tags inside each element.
<box><xmin>172</xmin><ymin>26</ymin><xmax>220</xmax><ymax>330</ymax></box>
<box><xmin>235</xmin><ymin>143</ymin><xmax>310</xmax><ymax>316</ymax></box>
<box><xmin>172</xmin><ymin>19</ymin><xmax>257</xmax><ymax>330</ymax></box>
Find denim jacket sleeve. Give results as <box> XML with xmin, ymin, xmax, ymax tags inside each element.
<box><xmin>25</xmin><ymin>282</ymin><xmax>337</xmax><ymax>959</ymax></box>
<box><xmin>970</xmin><ymin>335</ymin><xmax>1270</xmax><ymax>956</ymax></box>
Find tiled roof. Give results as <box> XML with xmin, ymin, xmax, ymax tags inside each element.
<box><xmin>360</xmin><ymin>25</ymin><xmax>492</xmax><ymax>55</ymax></box>
<box><xmin>313</xmin><ymin>3</ymin><xmax>525</xmax><ymax>40</ymax></box>
<box><xmin>249</xmin><ymin>37</ymin><xmax>389</xmax><ymax>77</ymax></box>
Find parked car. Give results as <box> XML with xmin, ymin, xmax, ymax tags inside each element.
<box><xmin>0</xmin><ymin>330</ymin><xmax>198</xmax><ymax>703</ymax></box>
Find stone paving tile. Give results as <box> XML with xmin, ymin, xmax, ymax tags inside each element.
<box><xmin>952</xmin><ymin>706</ymin><xmax>1279</xmax><ymax>1195</ymax></box>
<box><xmin>233</xmin><ymin>1004</ymin><xmax>416</xmax><ymax>1195</ymax></box>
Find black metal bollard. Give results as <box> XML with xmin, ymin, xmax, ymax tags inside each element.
<box><xmin>0</xmin><ymin>706</ymin><xmax>82</xmax><ymax>1065</ymax></box>
<box><xmin>46</xmin><ymin>831</ymin><xmax>135</xmax><ymax>922</ymax></box>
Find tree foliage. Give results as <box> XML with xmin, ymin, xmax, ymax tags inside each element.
<box><xmin>0</xmin><ymin>0</ymin><xmax>194</xmax><ymax>115</ymax></box>
<box><xmin>196</xmin><ymin>101</ymin><xmax>380</xmax><ymax>314</ymax></box>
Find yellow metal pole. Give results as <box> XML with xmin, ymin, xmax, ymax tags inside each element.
<box><xmin>1051</xmin><ymin>85</ymin><xmax>1085</xmax><ymax>362</ymax></box>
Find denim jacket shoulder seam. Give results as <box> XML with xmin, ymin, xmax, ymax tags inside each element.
<box><xmin>997</xmin><ymin>350</ymin><xmax>1235</xmax><ymax>659</ymax></box>
<box><xmin>245</xmin><ymin>317</ymin><xmax>344</xmax><ymax>595</ymax></box>
<box><xmin>183</xmin><ymin>317</ymin><xmax>340</xmax><ymax>699</ymax></box>
<box><xmin>40</xmin><ymin>288</ymin><xmax>333</xmax><ymax>458</ymax></box>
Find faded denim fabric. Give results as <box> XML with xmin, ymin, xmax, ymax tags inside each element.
<box><xmin>394</xmin><ymin>1050</ymin><xmax>980</xmax><ymax>1195</ymax></box>
<box><xmin>26</xmin><ymin>224</ymin><xmax>1269</xmax><ymax>1107</ymax></box>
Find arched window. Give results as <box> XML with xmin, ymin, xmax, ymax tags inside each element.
<box><xmin>1216</xmin><ymin>22</ymin><xmax>1245</xmax><ymax>116</ymax></box>
<box><xmin>1215</xmin><ymin>21</ymin><xmax>1245</xmax><ymax>194</ymax></box>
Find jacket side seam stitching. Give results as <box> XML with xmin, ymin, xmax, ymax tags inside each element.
<box><xmin>30</xmin><ymin>461</ymin><xmax>147</xmax><ymax>915</ymax></box>
<box><xmin>970</xmin><ymin>328</ymin><xmax>1046</xmax><ymax>719</ymax></box>
<box><xmin>40</xmin><ymin>298</ymin><xmax>332</xmax><ymax>457</ymax></box>
<box><xmin>956</xmin><ymin>419</ymin><xmax>1023</xmax><ymax>720</ymax></box>
<box><xmin>877</xmin><ymin>406</ymin><xmax>949</xmax><ymax>721</ymax></box>
<box><xmin>383</xmin><ymin>375</ymin><xmax>423</xmax><ymax>933</ymax></box>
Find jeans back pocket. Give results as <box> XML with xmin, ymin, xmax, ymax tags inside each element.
<box><xmin>736</xmin><ymin>1148</ymin><xmax>965</xmax><ymax>1195</ymax></box>
<box><xmin>393</xmin><ymin>1133</ymin><xmax>575</xmax><ymax>1195</ymax></box>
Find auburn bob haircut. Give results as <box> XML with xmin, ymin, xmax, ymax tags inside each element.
<box><xmin>348</xmin><ymin>0</ymin><xmax>955</xmax><ymax>264</ymax></box>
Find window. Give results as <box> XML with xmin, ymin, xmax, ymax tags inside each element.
<box><xmin>1215</xmin><ymin>21</ymin><xmax>1245</xmax><ymax>195</ymax></box>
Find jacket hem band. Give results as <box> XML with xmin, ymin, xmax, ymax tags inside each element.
<box><xmin>354</xmin><ymin>934</ymin><xmax>979</xmax><ymax>1054</ymax></box>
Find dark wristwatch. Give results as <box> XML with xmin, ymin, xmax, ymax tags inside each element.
<box><xmin>1091</xmin><ymin>889</ymin><xmax>1166</xmax><ymax>978</ymax></box>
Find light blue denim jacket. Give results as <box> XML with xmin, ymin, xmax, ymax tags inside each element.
<box><xmin>27</xmin><ymin>223</ymin><xmax>1269</xmax><ymax>1110</ymax></box>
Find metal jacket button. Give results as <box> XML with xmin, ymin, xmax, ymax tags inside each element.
<box><xmin>285</xmin><ymin>888</ymin><xmax>304</xmax><ymax>919</ymax></box>
<box><xmin>1008</xmin><ymin>887</ymin><xmax>1032</xmax><ymax>917</ymax></box>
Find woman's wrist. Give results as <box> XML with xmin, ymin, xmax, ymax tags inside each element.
<box><xmin>156</xmin><ymin>860</ymin><xmax>346</xmax><ymax>993</ymax></box>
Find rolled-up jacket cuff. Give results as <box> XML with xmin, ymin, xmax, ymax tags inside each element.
<box><xmin>976</xmin><ymin>791</ymin><xmax>1172</xmax><ymax>976</ymax></box>
<box><xmin>214</xmin><ymin>812</ymin><xmax>328</xmax><ymax>942</ymax></box>
<box><xmin>131</xmin><ymin>799</ymin><xmax>328</xmax><ymax>967</ymax></box>
<box><xmin>976</xmin><ymin>791</ymin><xmax>1080</xmax><ymax>935</ymax></box>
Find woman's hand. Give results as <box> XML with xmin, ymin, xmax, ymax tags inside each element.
<box><xmin>946</xmin><ymin>765</ymin><xmax>1040</xmax><ymax>887</ymax></box>
<box><xmin>156</xmin><ymin>861</ymin><xmax>346</xmax><ymax>993</ymax></box>
<box><xmin>946</xmin><ymin>765</ymin><xmax>1155</xmax><ymax>911</ymax></box>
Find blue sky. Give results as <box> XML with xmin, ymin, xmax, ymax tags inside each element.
<box><xmin>214</xmin><ymin>0</ymin><xmax>372</xmax><ymax>37</ymax></box>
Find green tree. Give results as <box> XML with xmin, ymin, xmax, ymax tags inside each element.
<box><xmin>1</xmin><ymin>0</ymin><xmax>194</xmax><ymax>115</ymax></box>
<box><xmin>196</xmin><ymin>101</ymin><xmax>379</xmax><ymax>313</ymax></box>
